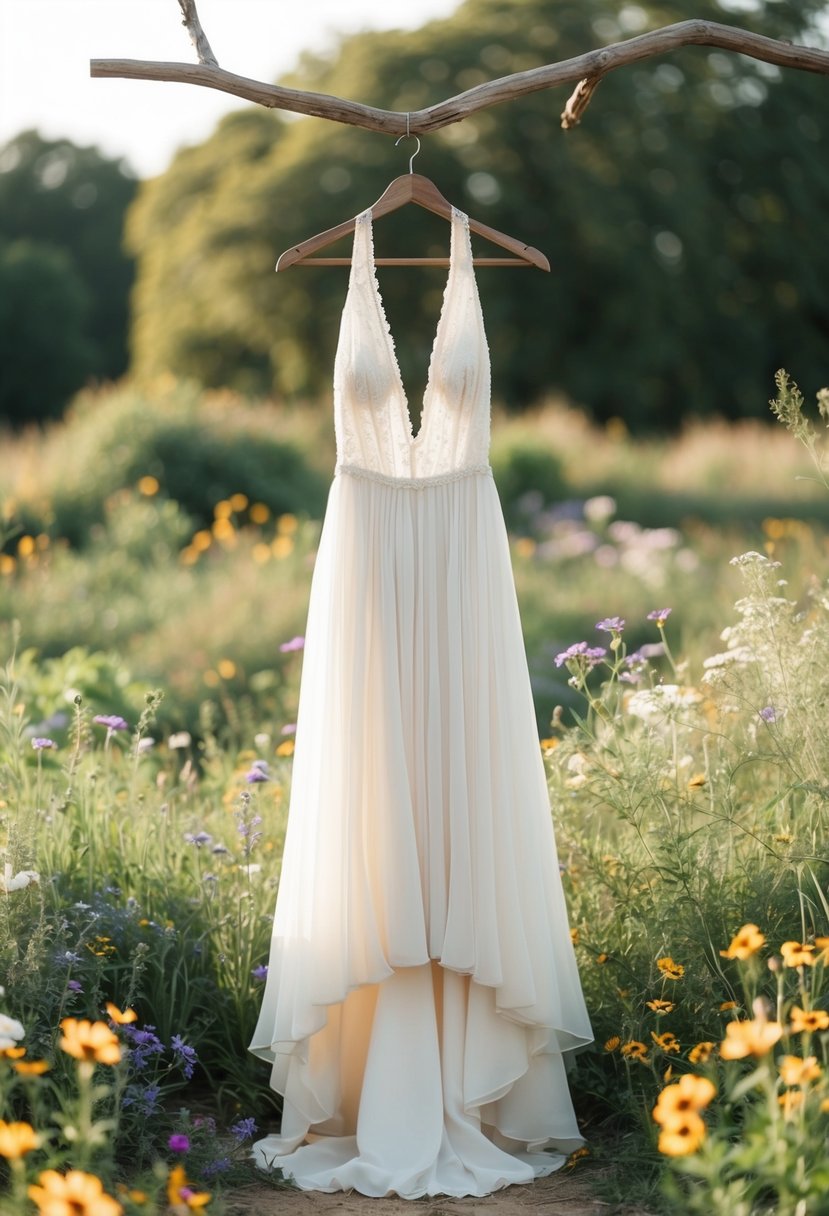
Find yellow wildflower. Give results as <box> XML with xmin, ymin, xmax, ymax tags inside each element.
<box><xmin>653</xmin><ymin>1074</ymin><xmax>716</xmax><ymax>1127</ymax></box>
<box><xmin>596</xmin><ymin>953</ymin><xmax>609</xmax><ymax>965</ymax></box>
<box><xmin>780</xmin><ymin>941</ymin><xmax>815</xmax><ymax>968</ymax></box>
<box><xmin>647</xmin><ymin>999</ymin><xmax>675</xmax><ymax>1014</ymax></box>
<box><xmin>276</xmin><ymin>739</ymin><xmax>295</xmax><ymax>757</ymax></box>
<box><xmin>790</xmin><ymin>1006</ymin><xmax>829</xmax><ymax>1034</ymax></box>
<box><xmin>59</xmin><ymin>1019</ymin><xmax>121</xmax><ymax>1066</ymax></box>
<box><xmin>779</xmin><ymin>1090</ymin><xmax>804</xmax><ymax>1118</ymax></box>
<box><xmin>105</xmin><ymin>1003</ymin><xmax>137</xmax><ymax>1026</ymax></box>
<box><xmin>779</xmin><ymin>1055</ymin><xmax>822</xmax><ymax>1086</ymax></box>
<box><xmin>14</xmin><ymin>1059</ymin><xmax>50</xmax><ymax>1076</ymax></box>
<box><xmin>720</xmin><ymin>1017</ymin><xmax>783</xmax><ymax>1060</ymax></box>
<box><xmin>569</xmin><ymin>927</ymin><xmax>580</xmax><ymax>946</ymax></box>
<box><xmin>0</xmin><ymin>1120</ymin><xmax>40</xmax><ymax>1158</ymax></box>
<box><xmin>814</xmin><ymin>937</ymin><xmax>829</xmax><ymax>964</ymax></box>
<box><xmin>688</xmin><ymin>1042</ymin><xmax>714</xmax><ymax>1065</ymax></box>
<box><xmin>720</xmin><ymin>924</ymin><xmax>766</xmax><ymax>961</ymax></box>
<box><xmin>137</xmin><ymin>476</ymin><xmax>159</xmax><ymax>496</ymax></box>
<box><xmin>657</xmin><ymin>1111</ymin><xmax>707</xmax><ymax>1156</ymax></box>
<box><xmin>651</xmin><ymin>1031</ymin><xmax>680</xmax><ymax>1054</ymax></box>
<box><xmin>657</xmin><ymin>957</ymin><xmax>685</xmax><ymax>980</ymax></box>
<box><xmin>620</xmin><ymin>1040</ymin><xmax>648</xmax><ymax>1062</ymax></box>
<box><xmin>604</xmin><ymin>1036</ymin><xmax>621</xmax><ymax>1052</ymax></box>
<box><xmin>28</xmin><ymin>1170</ymin><xmax>123</xmax><ymax>1215</ymax></box>
<box><xmin>166</xmin><ymin>1164</ymin><xmax>211</xmax><ymax>1210</ymax></box>
<box><xmin>719</xmin><ymin>1000</ymin><xmax>738</xmax><ymax>1011</ymax></box>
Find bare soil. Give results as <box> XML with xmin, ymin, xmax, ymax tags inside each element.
<box><xmin>228</xmin><ymin>1169</ymin><xmax>644</xmax><ymax>1216</ymax></box>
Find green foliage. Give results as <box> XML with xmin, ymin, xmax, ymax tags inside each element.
<box><xmin>126</xmin><ymin>0</ymin><xmax>829</xmax><ymax>430</ymax></box>
<box><xmin>0</xmin><ymin>130</ymin><xmax>138</xmax><ymax>413</ymax></box>
<box><xmin>0</xmin><ymin>240</ymin><xmax>94</xmax><ymax>425</ymax></box>
<box><xmin>4</xmin><ymin>379</ymin><xmax>329</xmax><ymax>547</ymax></box>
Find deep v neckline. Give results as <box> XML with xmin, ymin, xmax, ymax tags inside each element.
<box><xmin>358</xmin><ymin>207</ymin><xmax>468</xmax><ymax>447</ymax></box>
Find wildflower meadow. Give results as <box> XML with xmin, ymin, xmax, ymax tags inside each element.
<box><xmin>1</xmin><ymin>371</ymin><xmax>829</xmax><ymax>1213</ymax></box>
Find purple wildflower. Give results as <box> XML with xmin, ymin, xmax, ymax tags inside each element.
<box><xmin>280</xmin><ymin>723</ymin><xmax>297</xmax><ymax>735</ymax></box>
<box><xmin>279</xmin><ymin>636</ymin><xmax>305</xmax><ymax>653</ymax></box>
<box><xmin>93</xmin><ymin>714</ymin><xmax>129</xmax><ymax>731</ymax></box>
<box><xmin>120</xmin><ymin>1024</ymin><xmax>165</xmax><ymax>1070</ymax></box>
<box><xmin>122</xmin><ymin>1083</ymin><xmax>161</xmax><ymax>1115</ymax></box>
<box><xmin>646</xmin><ymin>608</ymin><xmax>672</xmax><ymax>627</ymax></box>
<box><xmin>238</xmin><ymin>815</ymin><xmax>262</xmax><ymax>838</ymax></box>
<box><xmin>31</xmin><ymin>737</ymin><xmax>56</xmax><ymax>750</ymax></box>
<box><xmin>759</xmin><ymin>706</ymin><xmax>777</xmax><ymax>724</ymax></box>
<box><xmin>203</xmin><ymin>1157</ymin><xmax>232</xmax><ymax>1178</ymax></box>
<box><xmin>193</xmin><ymin>1115</ymin><xmax>217</xmax><ymax>1133</ymax></box>
<box><xmin>230</xmin><ymin>1117</ymin><xmax>258</xmax><ymax>1142</ymax></box>
<box><xmin>554</xmin><ymin>642</ymin><xmax>607</xmax><ymax>669</ymax></box>
<box><xmin>171</xmin><ymin>1034</ymin><xmax>198</xmax><ymax>1080</ymax></box>
<box><xmin>245</xmin><ymin>761</ymin><xmax>269</xmax><ymax>784</ymax></box>
<box><xmin>251</xmin><ymin>964</ymin><xmax>269</xmax><ymax>981</ymax></box>
<box><xmin>184</xmin><ymin>831</ymin><xmax>213</xmax><ymax>847</ymax></box>
<box><xmin>595</xmin><ymin>617</ymin><xmax>625</xmax><ymax>633</ymax></box>
<box><xmin>168</xmin><ymin>1134</ymin><xmax>190</xmax><ymax>1153</ymax></box>
<box><xmin>67</xmin><ymin>979</ymin><xmax>83</xmax><ymax>994</ymax></box>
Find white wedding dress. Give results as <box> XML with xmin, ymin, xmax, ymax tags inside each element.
<box><xmin>249</xmin><ymin>206</ymin><xmax>593</xmax><ymax>1197</ymax></box>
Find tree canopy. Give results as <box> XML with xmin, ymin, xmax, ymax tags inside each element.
<box><xmin>126</xmin><ymin>0</ymin><xmax>829</xmax><ymax>430</ymax></box>
<box><xmin>0</xmin><ymin>131</ymin><xmax>137</xmax><ymax>424</ymax></box>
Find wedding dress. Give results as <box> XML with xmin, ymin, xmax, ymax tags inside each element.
<box><xmin>249</xmin><ymin>205</ymin><xmax>593</xmax><ymax>1197</ymax></box>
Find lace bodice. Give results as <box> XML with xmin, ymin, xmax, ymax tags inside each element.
<box><xmin>333</xmin><ymin>206</ymin><xmax>491</xmax><ymax>481</ymax></box>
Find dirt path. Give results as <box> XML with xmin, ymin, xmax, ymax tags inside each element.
<box><xmin>230</xmin><ymin>1169</ymin><xmax>629</xmax><ymax>1216</ymax></box>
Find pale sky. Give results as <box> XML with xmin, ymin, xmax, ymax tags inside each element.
<box><xmin>0</xmin><ymin>0</ymin><xmax>460</xmax><ymax>178</ymax></box>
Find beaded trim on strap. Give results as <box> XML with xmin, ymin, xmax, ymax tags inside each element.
<box><xmin>336</xmin><ymin>463</ymin><xmax>493</xmax><ymax>489</ymax></box>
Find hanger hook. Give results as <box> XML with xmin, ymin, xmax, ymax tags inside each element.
<box><xmin>394</xmin><ymin>115</ymin><xmax>420</xmax><ymax>174</ymax></box>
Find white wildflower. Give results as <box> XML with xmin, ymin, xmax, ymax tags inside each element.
<box><xmin>0</xmin><ymin>1013</ymin><xmax>25</xmax><ymax>1050</ymax></box>
<box><xmin>626</xmin><ymin>685</ymin><xmax>701</xmax><ymax>721</ymax></box>
<box><xmin>168</xmin><ymin>731</ymin><xmax>192</xmax><ymax>749</ymax></box>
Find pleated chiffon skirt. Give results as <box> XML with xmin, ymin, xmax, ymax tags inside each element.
<box><xmin>249</xmin><ymin>464</ymin><xmax>593</xmax><ymax>1197</ymax></box>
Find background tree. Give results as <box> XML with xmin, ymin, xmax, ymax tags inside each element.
<box><xmin>127</xmin><ymin>0</ymin><xmax>829</xmax><ymax>430</ymax></box>
<box><xmin>0</xmin><ymin>131</ymin><xmax>138</xmax><ymax>424</ymax></box>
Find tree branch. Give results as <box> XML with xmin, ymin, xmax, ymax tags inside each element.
<box><xmin>177</xmin><ymin>0</ymin><xmax>217</xmax><ymax>68</ymax></box>
<box><xmin>90</xmin><ymin>19</ymin><xmax>829</xmax><ymax>136</ymax></box>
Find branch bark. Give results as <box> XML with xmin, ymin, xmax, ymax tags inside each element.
<box><xmin>177</xmin><ymin>0</ymin><xmax>217</xmax><ymax>68</ymax></box>
<box><xmin>90</xmin><ymin>19</ymin><xmax>829</xmax><ymax>136</ymax></box>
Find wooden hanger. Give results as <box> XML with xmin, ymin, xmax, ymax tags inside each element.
<box><xmin>276</xmin><ymin>171</ymin><xmax>550</xmax><ymax>272</ymax></box>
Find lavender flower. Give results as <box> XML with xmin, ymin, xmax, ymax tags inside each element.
<box><xmin>245</xmin><ymin>761</ymin><xmax>269</xmax><ymax>784</ymax></box>
<box><xmin>93</xmin><ymin>714</ymin><xmax>129</xmax><ymax>731</ymax></box>
<box><xmin>759</xmin><ymin>706</ymin><xmax>778</xmax><ymax>724</ymax></box>
<box><xmin>31</xmin><ymin>737</ymin><xmax>56</xmax><ymax>750</ymax></box>
<box><xmin>279</xmin><ymin>636</ymin><xmax>305</xmax><ymax>653</ymax></box>
<box><xmin>171</xmin><ymin>1034</ymin><xmax>198</xmax><ymax>1080</ymax></box>
<box><xmin>595</xmin><ymin>617</ymin><xmax>625</xmax><ymax>633</ymax></box>
<box><xmin>280</xmin><ymin>723</ymin><xmax>297</xmax><ymax>735</ymax></box>
<box><xmin>251</xmin><ymin>964</ymin><xmax>268</xmax><ymax>981</ymax></box>
<box><xmin>646</xmin><ymin>608</ymin><xmax>672</xmax><ymax>627</ymax></box>
<box><xmin>168</xmin><ymin>1134</ymin><xmax>190</xmax><ymax>1153</ymax></box>
<box><xmin>238</xmin><ymin>815</ymin><xmax>263</xmax><ymax>838</ymax></box>
<box><xmin>67</xmin><ymin>979</ymin><xmax>83</xmax><ymax>994</ymax></box>
<box><xmin>230</xmin><ymin>1117</ymin><xmax>258</xmax><ymax>1142</ymax></box>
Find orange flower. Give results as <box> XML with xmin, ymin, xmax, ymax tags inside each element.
<box><xmin>720</xmin><ymin>924</ymin><xmax>766</xmax><ymax>961</ymax></box>
<box><xmin>604</xmin><ymin>1036</ymin><xmax>621</xmax><ymax>1052</ymax></box>
<box><xmin>620</xmin><ymin>1040</ymin><xmax>648</xmax><ymax>1062</ymax></box>
<box><xmin>596</xmin><ymin>953</ymin><xmax>609</xmax><ymax>965</ymax></box>
<box><xmin>647</xmin><ymin>999</ymin><xmax>676</xmax><ymax>1014</ymax></box>
<box><xmin>657</xmin><ymin>1111</ymin><xmax>707</xmax><ymax>1156</ymax></box>
<box><xmin>651</xmin><ymin>1031</ymin><xmax>680</xmax><ymax>1054</ymax></box>
<box><xmin>688</xmin><ymin>1042</ymin><xmax>715</xmax><ymax>1065</ymax></box>
<box><xmin>779</xmin><ymin>1055</ymin><xmax>822</xmax><ymax>1086</ymax></box>
<box><xmin>13</xmin><ymin>1059</ymin><xmax>50</xmax><ymax>1076</ymax></box>
<box><xmin>653</xmin><ymin>1074</ymin><xmax>716</xmax><ymax>1127</ymax></box>
<box><xmin>779</xmin><ymin>1090</ymin><xmax>804</xmax><ymax>1118</ymax></box>
<box><xmin>790</xmin><ymin>1006</ymin><xmax>829</xmax><ymax>1034</ymax></box>
<box><xmin>719</xmin><ymin>1000</ymin><xmax>738</xmax><ymax>1011</ymax></box>
<box><xmin>814</xmin><ymin>937</ymin><xmax>829</xmax><ymax>964</ymax></box>
<box><xmin>28</xmin><ymin>1170</ymin><xmax>123</xmax><ymax>1215</ymax></box>
<box><xmin>59</xmin><ymin>1019</ymin><xmax>121</xmax><ymax>1066</ymax></box>
<box><xmin>656</xmin><ymin>957</ymin><xmax>685</xmax><ymax>980</ymax></box>
<box><xmin>569</xmin><ymin>928</ymin><xmax>580</xmax><ymax>946</ymax></box>
<box><xmin>1</xmin><ymin>1046</ymin><xmax>27</xmax><ymax>1059</ymax></box>
<box><xmin>166</xmin><ymin>1164</ymin><xmax>211</xmax><ymax>1210</ymax></box>
<box><xmin>780</xmin><ymin>941</ymin><xmax>815</xmax><ymax>968</ymax></box>
<box><xmin>0</xmin><ymin>1120</ymin><xmax>40</xmax><ymax>1158</ymax></box>
<box><xmin>720</xmin><ymin>1017</ymin><xmax>783</xmax><ymax>1060</ymax></box>
<box><xmin>105</xmin><ymin>1003</ymin><xmax>137</xmax><ymax>1025</ymax></box>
